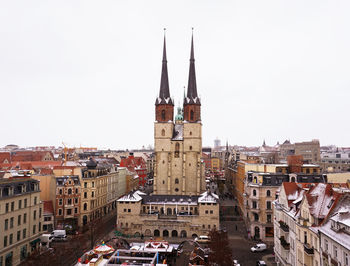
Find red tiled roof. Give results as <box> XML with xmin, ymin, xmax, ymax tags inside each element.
<box><xmin>0</xmin><ymin>152</ymin><xmax>11</xmax><ymax>163</ymax></box>
<box><xmin>39</xmin><ymin>168</ymin><xmax>54</xmax><ymax>175</ymax></box>
<box><xmin>120</xmin><ymin>156</ymin><xmax>146</xmax><ymax>172</ymax></box>
<box><xmin>11</xmin><ymin>151</ymin><xmax>54</xmax><ymax>162</ymax></box>
<box><xmin>43</xmin><ymin>201</ymin><xmax>54</xmax><ymax>215</ymax></box>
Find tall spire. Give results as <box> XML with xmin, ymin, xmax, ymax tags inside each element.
<box><xmin>185</xmin><ymin>28</ymin><xmax>200</xmax><ymax>105</ymax></box>
<box><xmin>156</xmin><ymin>29</ymin><xmax>173</xmax><ymax>105</ymax></box>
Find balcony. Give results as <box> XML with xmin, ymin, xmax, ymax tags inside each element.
<box><xmin>304</xmin><ymin>243</ymin><xmax>314</xmax><ymax>255</ymax></box>
<box><xmin>280</xmin><ymin>237</ymin><xmax>290</xmax><ymax>251</ymax></box>
<box><xmin>279</xmin><ymin>220</ymin><xmax>289</xmax><ymax>232</ymax></box>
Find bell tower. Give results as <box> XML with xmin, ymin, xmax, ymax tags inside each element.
<box><xmin>154</xmin><ymin>31</ymin><xmax>174</xmax><ymax>194</ymax></box>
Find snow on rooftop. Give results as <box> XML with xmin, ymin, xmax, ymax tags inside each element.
<box><xmin>198</xmin><ymin>191</ymin><xmax>219</xmax><ymax>203</ymax></box>
<box><xmin>118</xmin><ymin>191</ymin><xmax>143</xmax><ymax>202</ymax></box>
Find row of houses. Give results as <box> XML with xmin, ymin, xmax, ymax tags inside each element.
<box><xmin>274</xmin><ymin>182</ymin><xmax>350</xmax><ymax>266</ymax></box>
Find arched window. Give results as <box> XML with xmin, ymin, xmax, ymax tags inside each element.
<box><xmin>84</xmin><ymin>203</ymin><xmax>87</xmax><ymax>211</ymax></box>
<box><xmin>161</xmin><ymin>129</ymin><xmax>165</xmax><ymax>136</ymax></box>
<box><xmin>175</xmin><ymin>178</ymin><xmax>179</xmax><ymax>184</ymax></box>
<box><xmin>266</xmin><ymin>190</ymin><xmax>271</xmax><ymax>197</ymax></box>
<box><xmin>175</xmin><ymin>143</ymin><xmax>180</xmax><ymax>158</ymax></box>
<box><xmin>253</xmin><ymin>189</ymin><xmax>257</xmax><ymax>196</ymax></box>
<box><xmin>190</xmin><ymin>110</ymin><xmax>194</xmax><ymax>120</ymax></box>
<box><xmin>161</xmin><ymin>110</ymin><xmax>166</xmax><ymax>120</ymax></box>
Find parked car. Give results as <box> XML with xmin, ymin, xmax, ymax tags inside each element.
<box><xmin>256</xmin><ymin>260</ymin><xmax>267</xmax><ymax>266</ymax></box>
<box><xmin>40</xmin><ymin>234</ymin><xmax>54</xmax><ymax>246</ymax></box>
<box><xmin>51</xmin><ymin>230</ymin><xmax>67</xmax><ymax>241</ymax></box>
<box><xmin>194</xmin><ymin>235</ymin><xmax>210</xmax><ymax>244</ymax></box>
<box><xmin>251</xmin><ymin>243</ymin><xmax>267</xmax><ymax>252</ymax></box>
<box><xmin>233</xmin><ymin>259</ymin><xmax>241</xmax><ymax>266</ymax></box>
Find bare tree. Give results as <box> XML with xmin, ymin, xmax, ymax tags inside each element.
<box><xmin>208</xmin><ymin>229</ymin><xmax>232</xmax><ymax>266</ymax></box>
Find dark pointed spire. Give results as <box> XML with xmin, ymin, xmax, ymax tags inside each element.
<box><xmin>185</xmin><ymin>28</ymin><xmax>200</xmax><ymax>105</ymax></box>
<box><xmin>156</xmin><ymin>29</ymin><xmax>173</xmax><ymax>105</ymax></box>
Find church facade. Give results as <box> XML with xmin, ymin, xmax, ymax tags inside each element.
<box><xmin>116</xmin><ymin>33</ymin><xmax>219</xmax><ymax>239</ymax></box>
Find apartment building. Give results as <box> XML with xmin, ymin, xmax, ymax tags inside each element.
<box><xmin>80</xmin><ymin>159</ymin><xmax>108</xmax><ymax>227</ymax></box>
<box><xmin>55</xmin><ymin>175</ymin><xmax>81</xmax><ymax>231</ymax></box>
<box><xmin>0</xmin><ymin>178</ymin><xmax>43</xmax><ymax>266</ymax></box>
<box><xmin>273</xmin><ymin>182</ymin><xmax>349</xmax><ymax>266</ymax></box>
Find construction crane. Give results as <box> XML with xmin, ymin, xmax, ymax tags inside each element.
<box><xmin>62</xmin><ymin>142</ymin><xmax>68</xmax><ymax>166</ymax></box>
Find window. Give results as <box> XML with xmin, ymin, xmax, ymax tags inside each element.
<box><xmin>334</xmin><ymin>245</ymin><xmax>338</xmax><ymax>258</ymax></box>
<box><xmin>345</xmin><ymin>252</ymin><xmax>349</xmax><ymax>266</ymax></box>
<box><xmin>33</xmin><ymin>225</ymin><xmax>36</xmax><ymax>234</ymax></box>
<box><xmin>68</xmin><ymin>188</ymin><xmax>72</xmax><ymax>195</ymax></box>
<box><xmin>75</xmin><ymin>188</ymin><xmax>78</xmax><ymax>194</ymax></box>
<box><xmin>124</xmin><ymin>209</ymin><xmax>126</xmax><ymax>212</ymax></box>
<box><xmin>267</xmin><ymin>214</ymin><xmax>272</xmax><ymax>223</ymax></box>
<box><xmin>10</xmin><ymin>217</ymin><xmax>14</xmax><ymax>228</ymax></box>
<box><xmin>253</xmin><ymin>213</ymin><xmax>259</xmax><ymax>221</ymax></box>
<box><xmin>210</xmin><ymin>210</ymin><xmax>213</xmax><ymax>214</ymax></box>
<box><xmin>161</xmin><ymin>110</ymin><xmax>166</xmax><ymax>120</ymax></box>
<box><xmin>23</xmin><ymin>229</ymin><xmax>26</xmax><ymax>239</ymax></box>
<box><xmin>67</xmin><ymin>199</ymin><xmax>72</xmax><ymax>205</ymax></box>
<box><xmin>252</xmin><ymin>201</ymin><xmax>257</xmax><ymax>209</ymax></box>
<box><xmin>266</xmin><ymin>190</ymin><xmax>271</xmax><ymax>197</ymax></box>
<box><xmin>304</xmin><ymin>231</ymin><xmax>307</xmax><ymax>244</ymax></box>
<box><xmin>6</xmin><ymin>203</ymin><xmax>9</xmax><ymax>213</ymax></box>
<box><xmin>24</xmin><ymin>199</ymin><xmax>27</xmax><ymax>208</ymax></box>
<box><xmin>39</xmin><ymin>208</ymin><xmax>41</xmax><ymax>218</ymax></box>
<box><xmin>266</xmin><ymin>201</ymin><xmax>271</xmax><ymax>210</ymax></box>
<box><xmin>67</xmin><ymin>209</ymin><xmax>72</xmax><ymax>215</ymax></box>
<box><xmin>190</xmin><ymin>110</ymin><xmax>194</xmax><ymax>120</ymax></box>
<box><xmin>91</xmin><ymin>192</ymin><xmax>94</xmax><ymax>197</ymax></box>
<box><xmin>92</xmin><ymin>182</ymin><xmax>95</xmax><ymax>188</ymax></box>
<box><xmin>4</xmin><ymin>236</ymin><xmax>7</xmax><ymax>247</ymax></box>
<box><xmin>9</xmin><ymin>234</ymin><xmax>13</xmax><ymax>245</ymax></box>
<box><xmin>34</xmin><ymin>197</ymin><xmax>37</xmax><ymax>205</ymax></box>
<box><xmin>189</xmin><ymin>146</ymin><xmax>192</xmax><ymax>150</ymax></box>
<box><xmin>84</xmin><ymin>203</ymin><xmax>87</xmax><ymax>210</ymax></box>
<box><xmin>11</xmin><ymin>202</ymin><xmax>14</xmax><ymax>211</ymax></box>
<box><xmin>19</xmin><ymin>200</ymin><xmax>22</xmax><ymax>209</ymax></box>
<box><xmin>162</xmin><ymin>129</ymin><xmax>165</xmax><ymax>136</ymax></box>
<box><xmin>59</xmin><ymin>189</ymin><xmax>63</xmax><ymax>195</ymax></box>
<box><xmin>128</xmin><ymin>209</ymin><xmax>131</xmax><ymax>212</ymax></box>
<box><xmin>84</xmin><ymin>182</ymin><xmax>87</xmax><ymax>188</ymax></box>
<box><xmin>33</xmin><ymin>210</ymin><xmax>37</xmax><ymax>220</ymax></box>
<box><xmin>175</xmin><ymin>143</ymin><xmax>180</xmax><ymax>157</ymax></box>
<box><xmin>23</xmin><ymin>213</ymin><xmax>27</xmax><ymax>224</ymax></box>
<box><xmin>175</xmin><ymin>178</ymin><xmax>179</xmax><ymax>184</ymax></box>
<box><xmin>205</xmin><ymin>210</ymin><xmax>208</xmax><ymax>214</ymax></box>
<box><xmin>253</xmin><ymin>190</ymin><xmax>257</xmax><ymax>196</ymax></box>
<box><xmin>5</xmin><ymin>219</ymin><xmax>8</xmax><ymax>230</ymax></box>
<box><xmin>84</xmin><ymin>192</ymin><xmax>87</xmax><ymax>198</ymax></box>
<box><xmin>59</xmin><ymin>199</ymin><xmax>63</xmax><ymax>205</ymax></box>
<box><xmin>18</xmin><ymin>215</ymin><xmax>21</xmax><ymax>226</ymax></box>
<box><xmin>17</xmin><ymin>231</ymin><xmax>21</xmax><ymax>241</ymax></box>
<box><xmin>75</xmin><ymin>208</ymin><xmax>78</xmax><ymax>214</ymax></box>
<box><xmin>58</xmin><ymin>209</ymin><xmax>62</xmax><ymax>216</ymax></box>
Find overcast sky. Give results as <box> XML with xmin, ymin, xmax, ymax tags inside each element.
<box><xmin>1</xmin><ymin>0</ymin><xmax>350</xmax><ymax>150</ymax></box>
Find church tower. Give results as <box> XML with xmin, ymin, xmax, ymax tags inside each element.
<box><xmin>182</xmin><ymin>32</ymin><xmax>203</xmax><ymax>195</ymax></box>
<box><xmin>154</xmin><ymin>32</ymin><xmax>204</xmax><ymax>196</ymax></box>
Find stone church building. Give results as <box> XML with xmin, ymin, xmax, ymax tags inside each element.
<box><xmin>116</xmin><ymin>33</ymin><xmax>219</xmax><ymax>238</ymax></box>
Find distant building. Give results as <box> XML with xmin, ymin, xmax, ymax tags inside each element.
<box><xmin>120</xmin><ymin>153</ymin><xmax>147</xmax><ymax>187</ymax></box>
